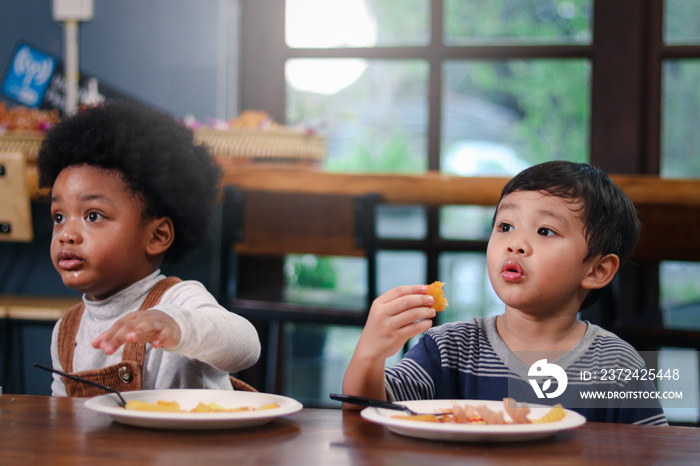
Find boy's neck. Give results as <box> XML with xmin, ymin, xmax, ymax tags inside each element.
<box><xmin>496</xmin><ymin>311</ymin><xmax>586</xmax><ymax>365</ymax></box>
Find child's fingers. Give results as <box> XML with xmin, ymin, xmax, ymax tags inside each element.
<box><xmin>396</xmin><ymin>317</ymin><xmax>434</xmax><ymax>341</ymax></box>
<box><xmin>374</xmin><ymin>284</ymin><xmax>428</xmax><ymax>304</ymax></box>
<box><xmin>371</xmin><ymin>292</ymin><xmax>434</xmax><ymax>318</ymax></box>
<box><xmin>391</xmin><ymin>306</ymin><xmax>436</xmax><ymax>330</ymax></box>
<box><xmin>92</xmin><ymin>310</ymin><xmax>179</xmax><ymax>354</ymax></box>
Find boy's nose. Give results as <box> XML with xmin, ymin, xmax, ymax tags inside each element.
<box><xmin>507</xmin><ymin>245</ymin><xmax>526</xmax><ymax>254</ymax></box>
<box><xmin>506</xmin><ymin>235</ymin><xmax>528</xmax><ymax>255</ymax></box>
<box><xmin>58</xmin><ymin>224</ymin><xmax>81</xmax><ymax>244</ymax></box>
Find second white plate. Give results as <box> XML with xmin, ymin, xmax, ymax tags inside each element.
<box><xmin>360</xmin><ymin>399</ymin><xmax>586</xmax><ymax>443</ymax></box>
<box><xmin>84</xmin><ymin>389</ymin><xmax>303</xmax><ymax>430</ymax></box>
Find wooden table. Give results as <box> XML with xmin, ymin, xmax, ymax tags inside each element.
<box><xmin>1</xmin><ymin>394</ymin><xmax>699</xmax><ymax>465</ymax></box>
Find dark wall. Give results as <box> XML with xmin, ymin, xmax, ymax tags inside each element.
<box><xmin>0</xmin><ymin>0</ymin><xmax>239</xmax><ymax>120</ymax></box>
<box><xmin>1</xmin><ymin>0</ymin><xmax>238</xmax><ymax>394</ymax></box>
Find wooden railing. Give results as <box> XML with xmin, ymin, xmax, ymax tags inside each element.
<box><xmin>26</xmin><ymin>164</ymin><xmax>700</xmax><ymax>262</ymax></box>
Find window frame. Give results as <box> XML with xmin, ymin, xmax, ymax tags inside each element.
<box><xmin>237</xmin><ymin>0</ymin><xmax>697</xmax><ymax>326</ymax></box>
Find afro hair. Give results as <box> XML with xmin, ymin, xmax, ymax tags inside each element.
<box><xmin>37</xmin><ymin>100</ymin><xmax>222</xmax><ymax>264</ymax></box>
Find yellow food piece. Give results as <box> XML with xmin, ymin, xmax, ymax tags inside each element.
<box><xmin>124</xmin><ymin>399</ymin><xmax>280</xmax><ymax>413</ymax></box>
<box><xmin>256</xmin><ymin>402</ymin><xmax>281</xmax><ymax>411</ymax></box>
<box><xmin>426</xmin><ymin>281</ymin><xmax>448</xmax><ymax>312</ymax></box>
<box><xmin>191</xmin><ymin>402</ymin><xmax>254</xmax><ymax>413</ymax></box>
<box><xmin>532</xmin><ymin>404</ymin><xmax>566</xmax><ymax>424</ymax></box>
<box><xmin>391</xmin><ymin>414</ymin><xmax>439</xmax><ymax>422</ymax></box>
<box><xmin>125</xmin><ymin>400</ymin><xmax>184</xmax><ymax>412</ymax></box>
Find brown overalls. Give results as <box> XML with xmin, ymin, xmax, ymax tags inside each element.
<box><xmin>57</xmin><ymin>277</ymin><xmax>181</xmax><ymax>397</ymax></box>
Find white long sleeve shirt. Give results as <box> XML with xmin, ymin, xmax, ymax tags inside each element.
<box><xmin>50</xmin><ymin>270</ymin><xmax>261</xmax><ymax>396</ymax></box>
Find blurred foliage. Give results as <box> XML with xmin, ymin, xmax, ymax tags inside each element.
<box><xmin>661</xmin><ymin>1</ymin><xmax>700</xmax><ymax>178</ymax></box>
<box><xmin>444</xmin><ymin>0</ymin><xmax>591</xmax><ymax>43</ymax></box>
<box><xmin>444</xmin><ymin>59</ymin><xmax>590</xmax><ymax>166</ymax></box>
<box><xmin>286</xmin><ymin>255</ymin><xmax>336</xmax><ymax>289</ymax></box>
<box><xmin>364</xmin><ymin>0</ymin><xmax>429</xmax><ymax>46</ymax></box>
<box><xmin>662</xmin><ymin>61</ymin><xmax>700</xmax><ymax>178</ymax></box>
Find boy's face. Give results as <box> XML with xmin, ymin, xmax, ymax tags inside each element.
<box><xmin>486</xmin><ymin>190</ymin><xmax>596</xmax><ymax>317</ymax></box>
<box><xmin>49</xmin><ymin>165</ymin><xmax>160</xmax><ymax>300</ymax></box>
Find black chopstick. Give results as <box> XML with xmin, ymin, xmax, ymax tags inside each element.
<box><xmin>33</xmin><ymin>363</ymin><xmax>127</xmax><ymax>407</ymax></box>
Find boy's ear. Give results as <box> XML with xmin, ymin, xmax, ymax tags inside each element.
<box><xmin>146</xmin><ymin>217</ymin><xmax>174</xmax><ymax>257</ymax></box>
<box><xmin>581</xmin><ymin>253</ymin><xmax>620</xmax><ymax>290</ymax></box>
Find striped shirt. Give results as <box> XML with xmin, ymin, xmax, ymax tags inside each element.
<box><xmin>385</xmin><ymin>316</ymin><xmax>668</xmax><ymax>425</ymax></box>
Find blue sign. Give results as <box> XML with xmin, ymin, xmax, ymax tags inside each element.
<box><xmin>2</xmin><ymin>43</ymin><xmax>58</xmax><ymax>108</ymax></box>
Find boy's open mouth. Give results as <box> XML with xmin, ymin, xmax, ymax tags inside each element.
<box><xmin>501</xmin><ymin>260</ymin><xmax>524</xmax><ymax>280</ymax></box>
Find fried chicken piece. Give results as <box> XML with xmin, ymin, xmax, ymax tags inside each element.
<box><xmin>426</xmin><ymin>281</ymin><xmax>448</xmax><ymax>311</ymax></box>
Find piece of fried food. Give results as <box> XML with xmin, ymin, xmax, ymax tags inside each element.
<box><xmin>391</xmin><ymin>414</ymin><xmax>439</xmax><ymax>422</ymax></box>
<box><xmin>125</xmin><ymin>399</ymin><xmax>281</xmax><ymax>413</ymax></box>
<box><xmin>532</xmin><ymin>404</ymin><xmax>566</xmax><ymax>424</ymax></box>
<box><xmin>256</xmin><ymin>402</ymin><xmax>281</xmax><ymax>410</ymax></box>
<box><xmin>191</xmin><ymin>402</ymin><xmax>254</xmax><ymax>413</ymax></box>
<box><xmin>125</xmin><ymin>400</ymin><xmax>184</xmax><ymax>412</ymax></box>
<box><xmin>426</xmin><ymin>281</ymin><xmax>448</xmax><ymax>311</ymax></box>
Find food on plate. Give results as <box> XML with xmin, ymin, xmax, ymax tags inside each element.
<box><xmin>502</xmin><ymin>398</ymin><xmax>532</xmax><ymax>424</ymax></box>
<box><xmin>426</xmin><ymin>281</ymin><xmax>448</xmax><ymax>312</ymax></box>
<box><xmin>391</xmin><ymin>398</ymin><xmax>565</xmax><ymax>425</ymax></box>
<box><xmin>190</xmin><ymin>402</ymin><xmax>254</xmax><ymax>413</ymax></box>
<box><xmin>124</xmin><ymin>399</ymin><xmax>280</xmax><ymax>413</ymax></box>
<box><xmin>531</xmin><ymin>403</ymin><xmax>565</xmax><ymax>424</ymax></box>
<box><xmin>391</xmin><ymin>414</ymin><xmax>441</xmax><ymax>423</ymax></box>
<box><xmin>125</xmin><ymin>400</ymin><xmax>184</xmax><ymax>412</ymax></box>
<box><xmin>452</xmin><ymin>403</ymin><xmax>479</xmax><ymax>423</ymax></box>
<box><xmin>473</xmin><ymin>404</ymin><xmax>506</xmax><ymax>424</ymax></box>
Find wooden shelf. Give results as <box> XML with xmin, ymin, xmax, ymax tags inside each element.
<box><xmin>0</xmin><ymin>295</ymin><xmax>79</xmax><ymax>322</ymax></box>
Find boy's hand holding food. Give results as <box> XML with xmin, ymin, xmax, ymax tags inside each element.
<box><xmin>356</xmin><ymin>285</ymin><xmax>437</xmax><ymax>360</ymax></box>
<box><xmin>343</xmin><ymin>283</ymin><xmax>445</xmax><ymax>404</ymax></box>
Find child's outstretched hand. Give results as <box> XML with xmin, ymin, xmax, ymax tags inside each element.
<box><xmin>357</xmin><ymin>284</ymin><xmax>436</xmax><ymax>360</ymax></box>
<box><xmin>92</xmin><ymin>310</ymin><xmax>181</xmax><ymax>355</ymax></box>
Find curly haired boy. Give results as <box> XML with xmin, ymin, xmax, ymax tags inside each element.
<box><xmin>38</xmin><ymin>101</ymin><xmax>260</xmax><ymax>396</ymax></box>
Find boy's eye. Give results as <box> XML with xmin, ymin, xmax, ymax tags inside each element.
<box><xmin>498</xmin><ymin>223</ymin><xmax>513</xmax><ymax>233</ymax></box>
<box><xmin>86</xmin><ymin>211</ymin><xmax>105</xmax><ymax>223</ymax></box>
<box><xmin>52</xmin><ymin>213</ymin><xmax>64</xmax><ymax>225</ymax></box>
<box><xmin>537</xmin><ymin>227</ymin><xmax>556</xmax><ymax>237</ymax></box>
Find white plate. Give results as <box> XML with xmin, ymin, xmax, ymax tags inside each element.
<box><xmin>84</xmin><ymin>389</ymin><xmax>303</xmax><ymax>430</ymax></box>
<box><xmin>360</xmin><ymin>399</ymin><xmax>586</xmax><ymax>443</ymax></box>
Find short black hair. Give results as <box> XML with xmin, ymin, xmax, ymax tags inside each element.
<box><xmin>495</xmin><ymin>161</ymin><xmax>640</xmax><ymax>308</ymax></box>
<box><xmin>37</xmin><ymin>100</ymin><xmax>222</xmax><ymax>264</ymax></box>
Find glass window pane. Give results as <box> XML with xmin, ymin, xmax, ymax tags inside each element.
<box><xmin>664</xmin><ymin>0</ymin><xmax>700</xmax><ymax>45</ymax></box>
<box><xmin>440</xmin><ymin>205</ymin><xmax>495</xmax><ymax>241</ymax></box>
<box><xmin>285</xmin><ymin>322</ymin><xmax>404</xmax><ymax>407</ymax></box>
<box><xmin>657</xmin><ymin>349</ymin><xmax>699</xmax><ymax>424</ymax></box>
<box><xmin>659</xmin><ymin>261</ymin><xmax>700</xmax><ymax>330</ymax></box>
<box><xmin>662</xmin><ymin>60</ymin><xmax>700</xmax><ymax>178</ymax></box>
<box><xmin>437</xmin><ymin>252</ymin><xmax>502</xmax><ymax>324</ymax></box>
<box><xmin>442</xmin><ymin>59</ymin><xmax>590</xmax><ymax>171</ymax></box>
<box><xmin>444</xmin><ymin>0</ymin><xmax>592</xmax><ymax>45</ymax></box>
<box><xmin>287</xmin><ymin>59</ymin><xmax>429</xmax><ymax>173</ymax></box>
<box><xmin>377</xmin><ymin>205</ymin><xmax>426</xmax><ymax>240</ymax></box>
<box><xmin>377</xmin><ymin>251</ymin><xmax>426</xmax><ymax>293</ymax></box>
<box><xmin>284</xmin><ymin>255</ymin><xmax>368</xmax><ymax>309</ymax></box>
<box><xmin>286</xmin><ymin>0</ymin><xmax>429</xmax><ymax>48</ymax></box>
